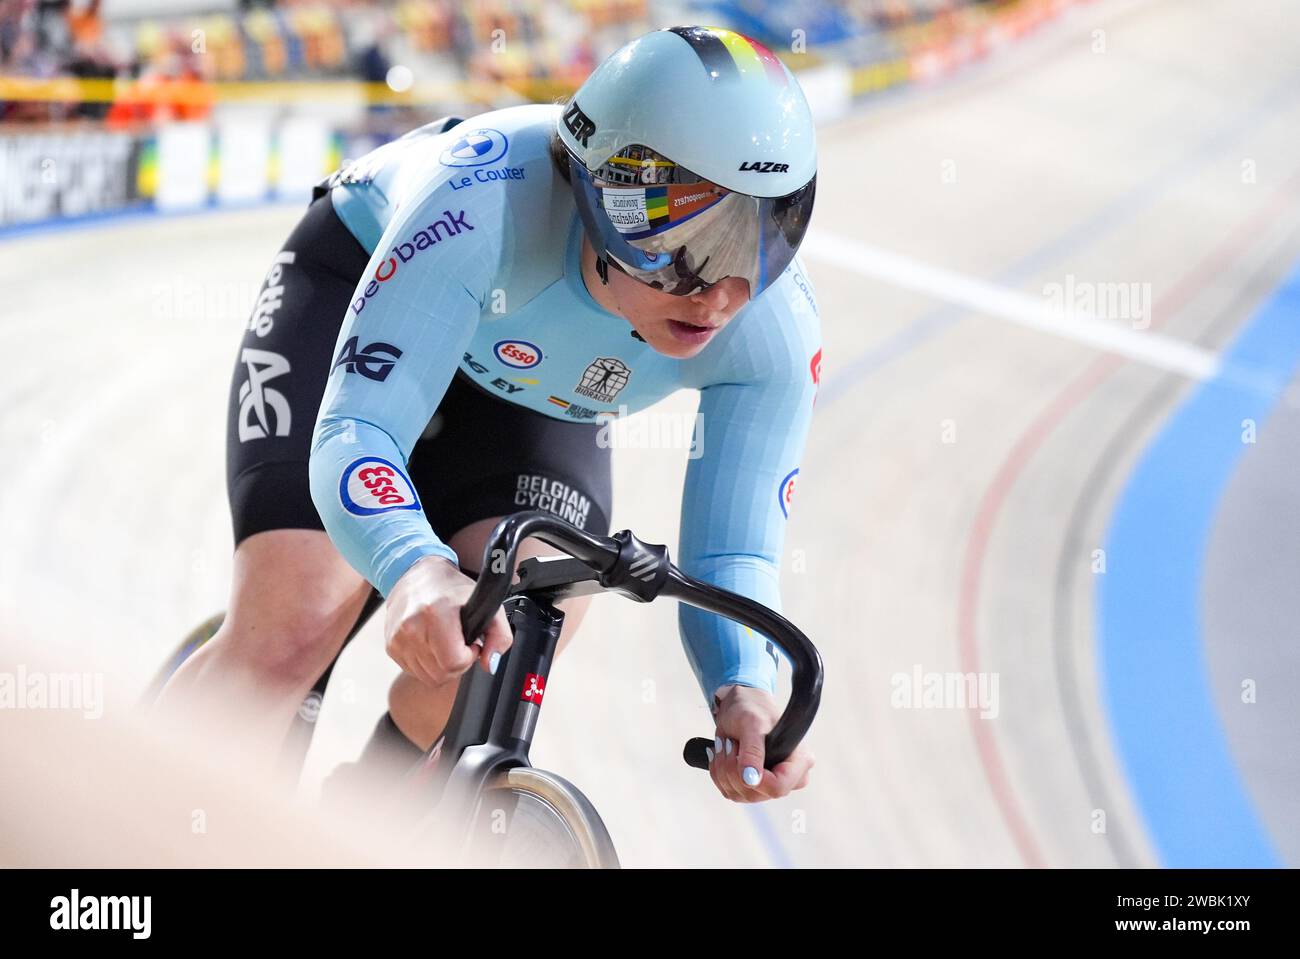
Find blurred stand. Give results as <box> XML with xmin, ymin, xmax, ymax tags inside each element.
<box><xmin>0</xmin><ymin>2</ymin><xmax>1090</xmax><ymax>235</ymax></box>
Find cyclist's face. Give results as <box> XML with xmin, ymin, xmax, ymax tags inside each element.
<box><xmin>582</xmin><ymin>239</ymin><xmax>750</xmax><ymax>359</ymax></box>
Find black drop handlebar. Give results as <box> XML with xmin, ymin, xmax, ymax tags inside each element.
<box><xmin>458</xmin><ymin>511</ymin><xmax>823</xmax><ymax>772</ymax></box>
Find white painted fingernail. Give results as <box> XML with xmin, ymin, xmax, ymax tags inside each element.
<box><xmin>743</xmin><ymin>766</ymin><xmax>761</xmax><ymax>787</ymax></box>
<box><xmin>489</xmin><ymin>651</ymin><xmax>501</xmax><ymax>675</ymax></box>
<box><xmin>714</xmin><ymin>736</ymin><xmax>722</xmax><ymax>752</ymax></box>
<box><xmin>725</xmin><ymin>739</ymin><xmax>734</xmax><ymax>756</ymax></box>
<box><xmin>705</xmin><ymin>747</ymin><xmax>714</xmax><ymax>764</ymax></box>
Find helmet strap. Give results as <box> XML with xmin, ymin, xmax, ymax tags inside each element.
<box><xmin>596</xmin><ymin>255</ymin><xmax>610</xmax><ymax>286</ymax></box>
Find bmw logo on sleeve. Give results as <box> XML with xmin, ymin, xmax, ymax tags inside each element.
<box><xmin>339</xmin><ymin>456</ymin><xmax>422</xmax><ymax>516</ymax></box>
<box><xmin>440</xmin><ymin>129</ymin><xmax>509</xmax><ymax>168</ymax></box>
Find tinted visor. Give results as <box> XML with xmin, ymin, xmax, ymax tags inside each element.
<box><xmin>568</xmin><ymin>144</ymin><xmax>815</xmax><ymax>297</ymax></box>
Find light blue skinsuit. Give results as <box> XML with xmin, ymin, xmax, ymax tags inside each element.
<box><xmin>308</xmin><ymin>104</ymin><xmax>821</xmax><ymax>703</ymax></box>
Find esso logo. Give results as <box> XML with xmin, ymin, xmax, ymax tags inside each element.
<box><xmin>778</xmin><ymin>468</ymin><xmax>799</xmax><ymax>519</ymax></box>
<box><xmin>339</xmin><ymin>457</ymin><xmax>421</xmax><ymax>516</ymax></box>
<box><xmin>493</xmin><ymin>340</ymin><xmax>542</xmax><ymax>369</ymax></box>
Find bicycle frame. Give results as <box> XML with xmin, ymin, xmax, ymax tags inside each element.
<box><xmin>278</xmin><ymin>510</ymin><xmax>822</xmax><ymax>838</ymax></box>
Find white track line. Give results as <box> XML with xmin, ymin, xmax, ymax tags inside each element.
<box><xmin>801</xmin><ymin>231</ymin><xmax>1222</xmax><ymax>381</ymax></box>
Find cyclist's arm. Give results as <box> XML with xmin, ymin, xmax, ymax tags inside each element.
<box><xmin>308</xmin><ymin>186</ymin><xmax>503</xmax><ymax>596</ymax></box>
<box><xmin>676</xmin><ymin>271</ymin><xmax>821</xmax><ymax>704</ymax></box>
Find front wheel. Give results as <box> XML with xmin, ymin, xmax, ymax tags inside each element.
<box><xmin>471</xmin><ymin>766</ymin><xmax>619</xmax><ymax>869</ymax></box>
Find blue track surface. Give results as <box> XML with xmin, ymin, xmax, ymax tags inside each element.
<box><xmin>1097</xmin><ymin>258</ymin><xmax>1300</xmax><ymax>867</ymax></box>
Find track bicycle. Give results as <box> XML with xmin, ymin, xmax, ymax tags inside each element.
<box><xmin>151</xmin><ymin>511</ymin><xmax>823</xmax><ymax>867</ymax></box>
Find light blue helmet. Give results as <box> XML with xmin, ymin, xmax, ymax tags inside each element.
<box><xmin>557</xmin><ymin>26</ymin><xmax>817</xmax><ymax>297</ymax></box>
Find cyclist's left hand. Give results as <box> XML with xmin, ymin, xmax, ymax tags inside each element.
<box><xmin>708</xmin><ymin>684</ymin><xmax>814</xmax><ymax>803</ymax></box>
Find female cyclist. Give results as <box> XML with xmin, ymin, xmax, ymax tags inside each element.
<box><xmin>157</xmin><ymin>25</ymin><xmax>821</xmax><ymax>804</ymax></box>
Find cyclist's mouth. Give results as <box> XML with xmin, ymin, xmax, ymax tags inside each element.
<box><xmin>666</xmin><ymin>318</ymin><xmax>717</xmax><ymax>345</ymax></box>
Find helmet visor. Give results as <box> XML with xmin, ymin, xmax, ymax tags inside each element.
<box><xmin>568</xmin><ymin>144</ymin><xmax>815</xmax><ymax>297</ymax></box>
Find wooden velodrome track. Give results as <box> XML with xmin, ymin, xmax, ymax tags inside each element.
<box><xmin>3</xmin><ymin>0</ymin><xmax>1297</xmax><ymax>866</ymax></box>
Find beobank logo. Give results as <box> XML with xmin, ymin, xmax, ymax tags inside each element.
<box><xmin>351</xmin><ymin>210</ymin><xmax>474</xmax><ymax>315</ymax></box>
<box><xmin>493</xmin><ymin>339</ymin><xmax>543</xmax><ymax>369</ymax></box>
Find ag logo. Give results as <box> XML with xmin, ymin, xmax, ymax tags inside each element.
<box><xmin>778</xmin><ymin>467</ymin><xmax>799</xmax><ymax>519</ymax></box>
<box><xmin>493</xmin><ymin>339</ymin><xmax>542</xmax><ymax>369</ymax></box>
<box><xmin>333</xmin><ymin>335</ymin><xmax>402</xmax><ymax>381</ymax></box>
<box><xmin>574</xmin><ymin>357</ymin><xmax>631</xmax><ymax>404</ymax></box>
<box><xmin>237</xmin><ymin>348</ymin><xmax>291</xmax><ymax>442</ymax></box>
<box><xmin>440</xmin><ymin>128</ymin><xmax>508</xmax><ymax>168</ymax></box>
<box><xmin>339</xmin><ymin>457</ymin><xmax>421</xmax><ymax>516</ymax></box>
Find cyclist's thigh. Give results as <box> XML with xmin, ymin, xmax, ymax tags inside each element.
<box><xmin>222</xmin><ymin>529</ymin><xmax>372</xmax><ymax>666</ymax></box>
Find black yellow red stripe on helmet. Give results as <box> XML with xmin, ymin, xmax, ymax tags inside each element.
<box><xmin>666</xmin><ymin>26</ymin><xmax>788</xmax><ymax>88</ymax></box>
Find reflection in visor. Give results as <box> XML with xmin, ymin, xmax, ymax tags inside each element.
<box><xmin>612</xmin><ymin>245</ymin><xmax>716</xmax><ymax>297</ymax></box>
<box><xmin>568</xmin><ymin>144</ymin><xmax>815</xmax><ymax>297</ymax></box>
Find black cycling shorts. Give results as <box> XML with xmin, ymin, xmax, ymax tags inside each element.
<box><xmin>225</xmin><ymin>193</ymin><xmax>613</xmax><ymax>557</ymax></box>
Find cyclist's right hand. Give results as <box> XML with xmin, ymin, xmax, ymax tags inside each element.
<box><xmin>384</xmin><ymin>556</ymin><xmax>513</xmax><ymax>686</ymax></box>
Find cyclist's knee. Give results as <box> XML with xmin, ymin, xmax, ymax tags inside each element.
<box><xmin>223</xmin><ymin>612</ymin><xmax>344</xmax><ymax>687</ymax></box>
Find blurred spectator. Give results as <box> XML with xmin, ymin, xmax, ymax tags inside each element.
<box><xmin>65</xmin><ymin>0</ymin><xmax>115</xmax><ymax>120</ymax></box>
<box><xmin>1</xmin><ymin>0</ymin><xmax>30</xmax><ymax>68</ymax></box>
<box><xmin>352</xmin><ymin>17</ymin><xmax>398</xmax><ymax>119</ymax></box>
<box><xmin>65</xmin><ymin>0</ymin><xmax>99</xmax><ymax>47</ymax></box>
<box><xmin>105</xmin><ymin>40</ymin><xmax>213</xmax><ymax>129</ymax></box>
<box><xmin>1</xmin><ymin>0</ymin><xmax>1011</xmax><ymax>130</ymax></box>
